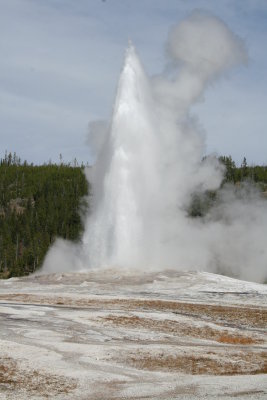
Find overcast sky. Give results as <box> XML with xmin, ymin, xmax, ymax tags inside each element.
<box><xmin>0</xmin><ymin>0</ymin><xmax>266</xmax><ymax>165</ymax></box>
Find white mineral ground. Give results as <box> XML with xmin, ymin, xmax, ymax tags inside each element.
<box><xmin>0</xmin><ymin>269</ymin><xmax>266</xmax><ymax>399</ymax></box>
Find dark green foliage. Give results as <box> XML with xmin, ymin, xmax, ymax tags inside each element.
<box><xmin>1</xmin><ymin>151</ymin><xmax>266</xmax><ymax>278</ymax></box>
<box><xmin>219</xmin><ymin>155</ymin><xmax>237</xmax><ymax>183</ymax></box>
<box><xmin>0</xmin><ymin>153</ymin><xmax>89</xmax><ymax>278</ymax></box>
<box><xmin>188</xmin><ymin>191</ymin><xmax>217</xmax><ymax>218</ymax></box>
<box><xmin>219</xmin><ymin>155</ymin><xmax>267</xmax><ymax>187</ymax></box>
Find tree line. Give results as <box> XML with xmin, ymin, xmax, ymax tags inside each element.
<box><xmin>219</xmin><ymin>155</ymin><xmax>267</xmax><ymax>186</ymax></box>
<box><xmin>0</xmin><ymin>152</ymin><xmax>266</xmax><ymax>278</ymax></box>
<box><xmin>189</xmin><ymin>155</ymin><xmax>267</xmax><ymax>218</ymax></box>
<box><xmin>0</xmin><ymin>153</ymin><xmax>89</xmax><ymax>278</ymax></box>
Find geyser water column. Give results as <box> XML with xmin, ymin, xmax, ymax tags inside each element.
<box><xmin>83</xmin><ymin>44</ymin><xmax>160</xmax><ymax>268</ymax></box>
<box><xmin>43</xmin><ymin>13</ymin><xmax>267</xmax><ymax>283</ymax></box>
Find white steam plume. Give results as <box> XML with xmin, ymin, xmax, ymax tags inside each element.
<box><xmin>42</xmin><ymin>11</ymin><xmax>267</xmax><ymax>283</ymax></box>
<box><xmin>86</xmin><ymin>119</ymin><xmax>109</xmax><ymax>162</ymax></box>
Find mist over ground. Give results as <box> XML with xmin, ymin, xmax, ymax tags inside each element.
<box><xmin>42</xmin><ymin>11</ymin><xmax>267</xmax><ymax>283</ymax></box>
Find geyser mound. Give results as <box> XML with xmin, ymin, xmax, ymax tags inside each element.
<box><xmin>42</xmin><ymin>11</ymin><xmax>267</xmax><ymax>283</ymax></box>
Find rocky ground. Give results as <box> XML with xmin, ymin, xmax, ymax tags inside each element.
<box><xmin>0</xmin><ymin>269</ymin><xmax>266</xmax><ymax>399</ymax></box>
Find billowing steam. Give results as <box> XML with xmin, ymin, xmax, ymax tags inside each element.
<box><xmin>42</xmin><ymin>11</ymin><xmax>267</xmax><ymax>283</ymax></box>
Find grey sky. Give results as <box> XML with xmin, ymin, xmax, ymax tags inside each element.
<box><xmin>0</xmin><ymin>0</ymin><xmax>266</xmax><ymax>165</ymax></box>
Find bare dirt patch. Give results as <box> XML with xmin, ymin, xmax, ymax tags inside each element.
<box><xmin>102</xmin><ymin>315</ymin><xmax>262</xmax><ymax>344</ymax></box>
<box><xmin>1</xmin><ymin>295</ymin><xmax>266</xmax><ymax>329</ymax></box>
<box><xmin>125</xmin><ymin>350</ymin><xmax>267</xmax><ymax>375</ymax></box>
<box><xmin>0</xmin><ymin>356</ymin><xmax>77</xmax><ymax>396</ymax></box>
<box><xmin>217</xmin><ymin>334</ymin><xmax>255</xmax><ymax>345</ymax></box>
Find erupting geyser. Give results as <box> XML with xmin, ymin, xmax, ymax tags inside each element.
<box><xmin>83</xmin><ymin>44</ymin><xmax>160</xmax><ymax>268</ymax></box>
<box><xmin>42</xmin><ymin>11</ymin><xmax>267</xmax><ymax>283</ymax></box>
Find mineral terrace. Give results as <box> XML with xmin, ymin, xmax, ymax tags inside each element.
<box><xmin>0</xmin><ymin>269</ymin><xmax>266</xmax><ymax>399</ymax></box>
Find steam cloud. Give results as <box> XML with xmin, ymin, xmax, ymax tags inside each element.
<box><xmin>42</xmin><ymin>11</ymin><xmax>267</xmax><ymax>283</ymax></box>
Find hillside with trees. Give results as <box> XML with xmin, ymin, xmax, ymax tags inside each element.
<box><xmin>0</xmin><ymin>153</ymin><xmax>89</xmax><ymax>278</ymax></box>
<box><xmin>0</xmin><ymin>152</ymin><xmax>266</xmax><ymax>278</ymax></box>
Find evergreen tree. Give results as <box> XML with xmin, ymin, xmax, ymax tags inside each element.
<box><xmin>0</xmin><ymin>153</ymin><xmax>89</xmax><ymax>277</ymax></box>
